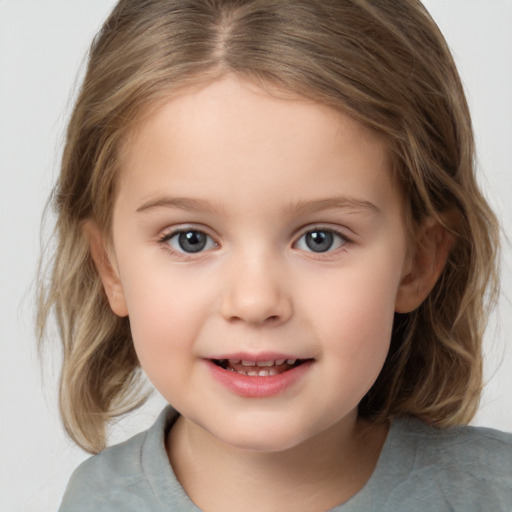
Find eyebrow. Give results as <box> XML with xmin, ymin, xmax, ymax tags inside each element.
<box><xmin>136</xmin><ymin>195</ymin><xmax>380</xmax><ymax>216</ymax></box>
<box><xmin>288</xmin><ymin>197</ymin><xmax>380</xmax><ymax>216</ymax></box>
<box><xmin>136</xmin><ymin>196</ymin><xmax>219</xmax><ymax>214</ymax></box>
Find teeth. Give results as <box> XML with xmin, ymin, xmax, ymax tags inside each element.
<box><xmin>232</xmin><ymin>367</ymin><xmax>284</xmax><ymax>377</ymax></box>
<box><xmin>237</xmin><ymin>359</ymin><xmax>297</xmax><ymax>367</ymax></box>
<box><xmin>221</xmin><ymin>358</ymin><xmax>302</xmax><ymax>374</ymax></box>
<box><xmin>256</xmin><ymin>361</ymin><xmax>274</xmax><ymax>367</ymax></box>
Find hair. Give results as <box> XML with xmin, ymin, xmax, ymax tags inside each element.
<box><xmin>37</xmin><ymin>0</ymin><xmax>500</xmax><ymax>454</ymax></box>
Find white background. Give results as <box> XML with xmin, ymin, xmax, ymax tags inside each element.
<box><xmin>1</xmin><ymin>1</ymin><xmax>511</xmax><ymax>510</ymax></box>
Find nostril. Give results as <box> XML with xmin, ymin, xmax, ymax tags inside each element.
<box><xmin>220</xmin><ymin>287</ymin><xmax>293</xmax><ymax>325</ymax></box>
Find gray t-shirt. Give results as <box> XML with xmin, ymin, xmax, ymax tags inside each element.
<box><xmin>59</xmin><ymin>407</ymin><xmax>512</xmax><ymax>511</ymax></box>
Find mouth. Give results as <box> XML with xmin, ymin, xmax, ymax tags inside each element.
<box><xmin>211</xmin><ymin>358</ymin><xmax>308</xmax><ymax>377</ymax></box>
<box><xmin>207</xmin><ymin>356</ymin><xmax>313</xmax><ymax>397</ymax></box>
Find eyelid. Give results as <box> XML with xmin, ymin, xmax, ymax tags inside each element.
<box><xmin>158</xmin><ymin>221</ymin><xmax>216</xmax><ymax>238</ymax></box>
<box><xmin>293</xmin><ymin>224</ymin><xmax>353</xmax><ymax>242</ymax></box>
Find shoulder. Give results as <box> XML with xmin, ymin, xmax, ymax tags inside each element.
<box><xmin>58</xmin><ymin>407</ymin><xmax>180</xmax><ymax>512</ymax></box>
<box><xmin>381</xmin><ymin>418</ymin><xmax>512</xmax><ymax>511</ymax></box>
<box><xmin>395</xmin><ymin>418</ymin><xmax>512</xmax><ymax>472</ymax></box>
<box><xmin>58</xmin><ymin>430</ymin><xmax>155</xmax><ymax>512</ymax></box>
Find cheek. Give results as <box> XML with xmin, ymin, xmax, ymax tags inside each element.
<box><xmin>307</xmin><ymin>254</ymin><xmax>402</xmax><ymax>374</ymax></box>
<box><xmin>315</xmin><ymin>287</ymin><xmax>395</xmax><ymax>410</ymax></box>
<box><xmin>322</xmin><ymin>292</ymin><xmax>394</xmax><ymax>378</ymax></box>
<box><xmin>312</xmin><ymin>256</ymin><xmax>400</xmax><ymax>330</ymax></box>
<box><xmin>118</xmin><ymin>263</ymin><xmax>210</xmax><ymax>379</ymax></box>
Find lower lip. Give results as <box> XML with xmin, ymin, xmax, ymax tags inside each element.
<box><xmin>205</xmin><ymin>360</ymin><xmax>313</xmax><ymax>398</ymax></box>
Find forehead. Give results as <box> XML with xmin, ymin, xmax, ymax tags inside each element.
<box><xmin>122</xmin><ymin>75</ymin><xmax>387</xmax><ymax>154</ymax></box>
<box><xmin>115</xmin><ymin>75</ymin><xmax>399</xmax><ymax>215</ymax></box>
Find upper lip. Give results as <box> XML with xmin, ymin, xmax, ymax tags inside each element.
<box><xmin>206</xmin><ymin>352</ymin><xmax>311</xmax><ymax>363</ymax></box>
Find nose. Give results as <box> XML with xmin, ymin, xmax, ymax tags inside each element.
<box><xmin>219</xmin><ymin>252</ymin><xmax>293</xmax><ymax>326</ymax></box>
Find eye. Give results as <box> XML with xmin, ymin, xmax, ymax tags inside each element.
<box><xmin>163</xmin><ymin>229</ymin><xmax>217</xmax><ymax>254</ymax></box>
<box><xmin>295</xmin><ymin>228</ymin><xmax>347</xmax><ymax>253</ymax></box>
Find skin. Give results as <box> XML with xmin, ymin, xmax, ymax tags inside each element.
<box><xmin>88</xmin><ymin>75</ymin><xmax>449</xmax><ymax>511</ymax></box>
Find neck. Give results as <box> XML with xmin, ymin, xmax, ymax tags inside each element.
<box><xmin>167</xmin><ymin>413</ymin><xmax>388</xmax><ymax>512</ymax></box>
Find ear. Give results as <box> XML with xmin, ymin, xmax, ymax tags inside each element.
<box><xmin>82</xmin><ymin>220</ymin><xmax>129</xmax><ymax>317</ymax></box>
<box><xmin>395</xmin><ymin>217</ymin><xmax>453</xmax><ymax>313</ymax></box>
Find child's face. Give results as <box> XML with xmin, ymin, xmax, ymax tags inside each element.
<box><xmin>104</xmin><ymin>76</ymin><xmax>414</xmax><ymax>452</ymax></box>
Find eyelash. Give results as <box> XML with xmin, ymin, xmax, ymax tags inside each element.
<box><xmin>293</xmin><ymin>227</ymin><xmax>352</xmax><ymax>255</ymax></box>
<box><xmin>158</xmin><ymin>228</ymin><xmax>218</xmax><ymax>258</ymax></box>
<box><xmin>157</xmin><ymin>226</ymin><xmax>353</xmax><ymax>258</ymax></box>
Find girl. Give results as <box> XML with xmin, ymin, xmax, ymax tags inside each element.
<box><xmin>37</xmin><ymin>0</ymin><xmax>512</xmax><ymax>510</ymax></box>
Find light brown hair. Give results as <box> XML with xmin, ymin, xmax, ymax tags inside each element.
<box><xmin>38</xmin><ymin>0</ymin><xmax>500</xmax><ymax>453</ymax></box>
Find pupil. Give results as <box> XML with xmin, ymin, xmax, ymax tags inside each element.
<box><xmin>305</xmin><ymin>231</ymin><xmax>333</xmax><ymax>252</ymax></box>
<box><xmin>178</xmin><ymin>231</ymin><xmax>207</xmax><ymax>253</ymax></box>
